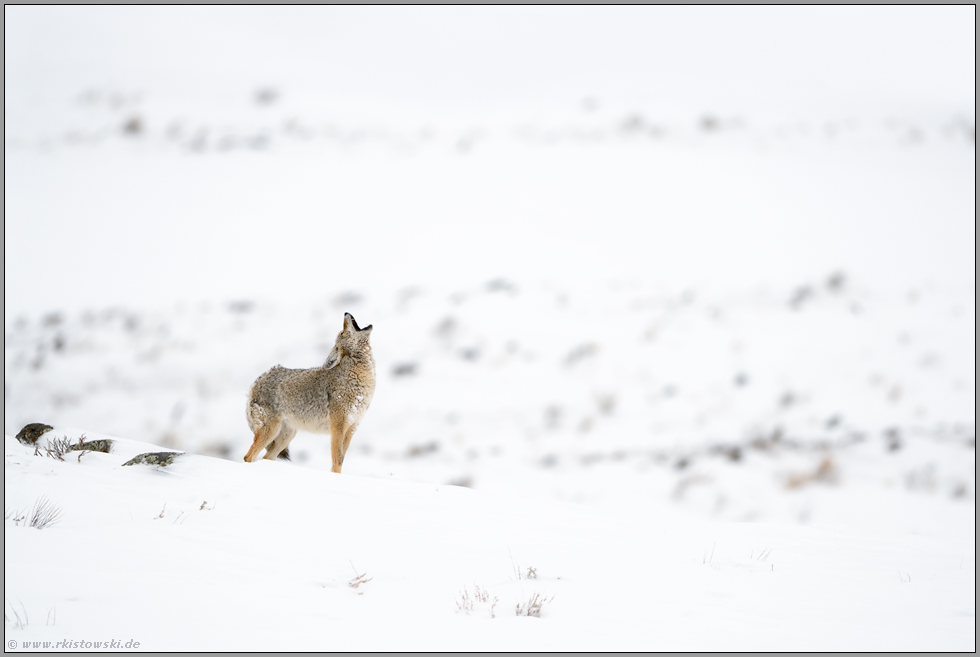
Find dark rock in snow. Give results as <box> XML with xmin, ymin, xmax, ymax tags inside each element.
<box><xmin>71</xmin><ymin>439</ymin><xmax>114</xmax><ymax>454</ymax></box>
<box><xmin>16</xmin><ymin>423</ymin><xmax>54</xmax><ymax>445</ymax></box>
<box><xmin>122</xmin><ymin>452</ymin><xmax>183</xmax><ymax>467</ymax></box>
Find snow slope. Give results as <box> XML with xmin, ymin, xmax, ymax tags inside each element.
<box><xmin>4</xmin><ymin>429</ymin><xmax>975</xmax><ymax>651</ymax></box>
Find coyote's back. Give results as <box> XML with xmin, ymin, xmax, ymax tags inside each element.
<box><xmin>244</xmin><ymin>312</ymin><xmax>375</xmax><ymax>473</ymax></box>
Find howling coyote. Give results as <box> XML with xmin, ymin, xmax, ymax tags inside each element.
<box><xmin>244</xmin><ymin>313</ymin><xmax>376</xmax><ymax>472</ymax></box>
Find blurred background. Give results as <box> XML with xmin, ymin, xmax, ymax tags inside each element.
<box><xmin>4</xmin><ymin>6</ymin><xmax>975</xmax><ymax>531</ymax></box>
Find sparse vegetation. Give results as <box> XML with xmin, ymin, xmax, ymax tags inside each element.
<box><xmin>5</xmin><ymin>600</ymin><xmax>29</xmax><ymax>630</ymax></box>
<box><xmin>36</xmin><ymin>435</ymin><xmax>76</xmax><ymax>461</ymax></box>
<box><xmin>4</xmin><ymin>509</ymin><xmax>25</xmax><ymax>525</ymax></box>
<box><xmin>455</xmin><ymin>588</ymin><xmax>473</xmax><ymax>614</ymax></box>
<box><xmin>785</xmin><ymin>456</ymin><xmax>838</xmax><ymax>490</ymax></box>
<box><xmin>509</xmin><ymin>551</ymin><xmax>539</xmax><ymax>581</ymax></box>
<box><xmin>458</xmin><ymin>558</ymin><xmax>551</xmax><ymax>619</ymax></box>
<box><xmin>5</xmin><ymin>496</ymin><xmax>64</xmax><ymax>529</ymax></box>
<box><xmin>31</xmin><ymin>433</ymin><xmax>111</xmax><ymax>462</ymax></box>
<box><xmin>348</xmin><ymin>562</ymin><xmax>372</xmax><ymax>592</ymax></box>
<box><xmin>512</xmin><ymin>562</ymin><xmax>538</xmax><ymax>581</ymax></box>
<box><xmin>515</xmin><ymin>592</ymin><xmax>554</xmax><ymax>617</ymax></box>
<box><xmin>30</xmin><ymin>496</ymin><xmax>63</xmax><ymax>528</ymax></box>
<box><xmin>455</xmin><ymin>584</ymin><xmax>499</xmax><ymax>618</ymax></box>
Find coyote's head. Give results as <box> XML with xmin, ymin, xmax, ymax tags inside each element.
<box><xmin>324</xmin><ymin>312</ymin><xmax>373</xmax><ymax>369</ymax></box>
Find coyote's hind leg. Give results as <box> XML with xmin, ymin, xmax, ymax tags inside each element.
<box><xmin>264</xmin><ymin>425</ymin><xmax>297</xmax><ymax>460</ymax></box>
<box><xmin>244</xmin><ymin>416</ymin><xmax>282</xmax><ymax>463</ymax></box>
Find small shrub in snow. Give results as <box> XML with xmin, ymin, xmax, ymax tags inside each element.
<box><xmin>31</xmin><ymin>498</ymin><xmax>64</xmax><ymax>529</ymax></box>
<box><xmin>455</xmin><ymin>587</ymin><xmax>474</xmax><ymax>614</ymax></box>
<box><xmin>37</xmin><ymin>435</ymin><xmax>75</xmax><ymax>461</ymax></box>
<box><xmin>348</xmin><ymin>573</ymin><xmax>372</xmax><ymax>589</ymax></box>
<box><xmin>515</xmin><ymin>592</ymin><xmax>554</xmax><ymax>618</ymax></box>
<box><xmin>5</xmin><ymin>600</ymin><xmax>29</xmax><ymax>629</ymax></box>
<box><xmin>510</xmin><ymin>552</ymin><xmax>538</xmax><ymax>580</ymax></box>
<box><xmin>784</xmin><ymin>456</ymin><xmax>838</xmax><ymax>489</ymax></box>
<box><xmin>455</xmin><ymin>584</ymin><xmax>499</xmax><ymax>618</ymax></box>
<box><xmin>456</xmin><ymin>581</ymin><xmax>555</xmax><ymax>619</ymax></box>
<box><xmin>519</xmin><ymin>565</ymin><xmax>537</xmax><ymax>580</ymax></box>
<box><xmin>347</xmin><ymin>562</ymin><xmax>372</xmax><ymax>592</ymax></box>
<box><xmin>6</xmin><ymin>496</ymin><xmax>64</xmax><ymax>529</ymax></box>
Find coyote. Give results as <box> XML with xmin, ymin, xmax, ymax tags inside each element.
<box><xmin>244</xmin><ymin>313</ymin><xmax>376</xmax><ymax>472</ymax></box>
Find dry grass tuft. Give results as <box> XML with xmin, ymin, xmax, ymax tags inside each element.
<box><xmin>5</xmin><ymin>496</ymin><xmax>64</xmax><ymax>529</ymax></box>
<box><xmin>785</xmin><ymin>456</ymin><xmax>838</xmax><ymax>489</ymax></box>
<box><xmin>455</xmin><ymin>584</ymin><xmax>499</xmax><ymax>618</ymax></box>
<box><xmin>348</xmin><ymin>561</ymin><xmax>372</xmax><ymax>592</ymax></box>
<box><xmin>515</xmin><ymin>592</ymin><xmax>554</xmax><ymax>617</ymax></box>
<box><xmin>35</xmin><ymin>435</ymin><xmax>77</xmax><ymax>461</ymax></box>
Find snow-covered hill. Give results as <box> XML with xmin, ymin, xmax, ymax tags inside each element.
<box><xmin>4</xmin><ymin>428</ymin><xmax>974</xmax><ymax>651</ymax></box>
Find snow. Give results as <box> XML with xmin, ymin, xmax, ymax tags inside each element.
<box><xmin>4</xmin><ymin>430</ymin><xmax>974</xmax><ymax>651</ymax></box>
<box><xmin>4</xmin><ymin>6</ymin><xmax>976</xmax><ymax>652</ymax></box>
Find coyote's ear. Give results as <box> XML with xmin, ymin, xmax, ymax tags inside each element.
<box><xmin>324</xmin><ymin>345</ymin><xmax>341</xmax><ymax>370</ymax></box>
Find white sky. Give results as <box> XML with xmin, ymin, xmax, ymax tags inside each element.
<box><xmin>5</xmin><ymin>6</ymin><xmax>976</xmax><ymax>118</ymax></box>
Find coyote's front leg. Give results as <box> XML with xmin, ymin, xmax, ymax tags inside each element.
<box><xmin>329</xmin><ymin>416</ymin><xmax>349</xmax><ymax>473</ymax></box>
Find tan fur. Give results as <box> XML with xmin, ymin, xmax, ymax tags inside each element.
<box><xmin>244</xmin><ymin>313</ymin><xmax>376</xmax><ymax>473</ymax></box>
